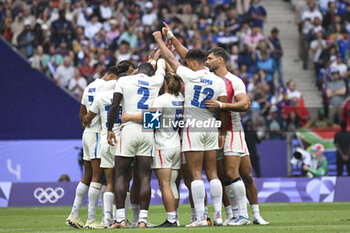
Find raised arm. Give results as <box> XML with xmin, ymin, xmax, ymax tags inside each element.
<box><xmin>153</xmin><ymin>31</ymin><xmax>181</xmax><ymax>72</ymax></box>
<box><xmin>162</xmin><ymin>22</ymin><xmax>188</xmax><ymax>61</ymax></box>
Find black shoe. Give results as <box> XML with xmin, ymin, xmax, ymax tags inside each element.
<box><xmin>156</xmin><ymin>220</ymin><xmax>177</xmax><ymax>227</ymax></box>
<box><xmin>207</xmin><ymin>217</ymin><xmax>213</xmax><ymax>226</ymax></box>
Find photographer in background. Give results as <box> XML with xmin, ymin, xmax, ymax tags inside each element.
<box><xmin>291</xmin><ymin>144</ymin><xmax>328</xmax><ymax>177</ymax></box>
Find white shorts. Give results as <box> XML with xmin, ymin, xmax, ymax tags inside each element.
<box><xmin>223</xmin><ymin>130</ymin><xmax>250</xmax><ymax>157</ymax></box>
<box><xmin>116</xmin><ymin>124</ymin><xmax>153</xmax><ymax>157</ymax></box>
<box><xmin>82</xmin><ymin>131</ymin><xmax>100</xmax><ymax>161</ymax></box>
<box><xmin>182</xmin><ymin>128</ymin><xmax>219</xmax><ymax>152</ymax></box>
<box><xmin>99</xmin><ymin>141</ymin><xmax>117</xmax><ymax>168</ymax></box>
<box><xmin>152</xmin><ymin>147</ymin><xmax>181</xmax><ymax>169</ymax></box>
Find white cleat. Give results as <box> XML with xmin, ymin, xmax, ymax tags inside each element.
<box><xmin>145</xmin><ymin>220</ymin><xmax>157</xmax><ymax>228</ymax></box>
<box><xmin>253</xmin><ymin>216</ymin><xmax>270</xmax><ymax>225</ymax></box>
<box><xmin>228</xmin><ymin>216</ymin><xmax>251</xmax><ymax>226</ymax></box>
<box><xmin>185</xmin><ymin>218</ymin><xmax>209</xmax><ymax>227</ymax></box>
<box><xmin>223</xmin><ymin>218</ymin><xmax>230</xmax><ymax>226</ymax></box>
<box><xmin>84</xmin><ymin>219</ymin><xmax>105</xmax><ymax>229</ymax></box>
<box><xmin>214</xmin><ymin>216</ymin><xmax>223</xmax><ymax>226</ymax></box>
<box><xmin>65</xmin><ymin>214</ymin><xmax>84</xmax><ymax>229</ymax></box>
<box><xmin>103</xmin><ymin>218</ymin><xmax>114</xmax><ymax>228</ymax></box>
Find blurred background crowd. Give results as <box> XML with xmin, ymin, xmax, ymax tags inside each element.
<box><xmin>0</xmin><ymin>0</ymin><xmax>349</xmax><ymax>141</ymax></box>
<box><xmin>293</xmin><ymin>0</ymin><xmax>350</xmax><ymax>128</ymax></box>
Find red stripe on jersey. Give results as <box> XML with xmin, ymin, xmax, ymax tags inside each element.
<box><xmin>230</xmin><ymin>129</ymin><xmax>234</xmax><ymax>151</ymax></box>
<box><xmin>186</xmin><ymin>127</ymin><xmax>192</xmax><ymax>150</ymax></box>
<box><xmin>223</xmin><ymin>77</ymin><xmax>234</xmax><ymax>131</ymax></box>
<box><xmin>181</xmin><ymin>152</ymin><xmax>183</xmax><ymax>164</ymax></box>
<box><xmin>159</xmin><ymin>150</ymin><xmax>163</xmax><ymax>168</ymax></box>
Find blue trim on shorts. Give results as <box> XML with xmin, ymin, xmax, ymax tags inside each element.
<box><xmin>94</xmin><ymin>133</ymin><xmax>98</xmax><ymax>158</ymax></box>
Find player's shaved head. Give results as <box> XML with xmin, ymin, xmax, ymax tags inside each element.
<box><xmin>138</xmin><ymin>63</ymin><xmax>155</xmax><ymax>76</ymax></box>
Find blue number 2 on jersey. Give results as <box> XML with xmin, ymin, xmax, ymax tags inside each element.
<box><xmin>137</xmin><ymin>87</ymin><xmax>149</xmax><ymax>109</ymax></box>
<box><xmin>191</xmin><ymin>85</ymin><xmax>214</xmax><ymax>108</ymax></box>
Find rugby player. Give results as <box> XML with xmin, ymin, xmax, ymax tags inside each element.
<box><xmin>107</xmin><ymin>59</ymin><xmax>166</xmax><ymax>228</ymax></box>
<box><xmin>120</xmin><ymin>73</ymin><xmax>184</xmax><ymax>227</ymax></box>
<box><xmin>205</xmin><ymin>47</ymin><xmax>269</xmax><ymax>225</ymax></box>
<box><xmin>66</xmin><ymin>65</ymin><xmax>126</xmax><ymax>229</ymax></box>
<box><xmin>153</xmin><ymin>31</ymin><xmax>228</xmax><ymax>227</ymax></box>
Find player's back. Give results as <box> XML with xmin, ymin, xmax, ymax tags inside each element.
<box><xmin>115</xmin><ymin>72</ymin><xmax>164</xmax><ymax>119</ymax></box>
<box><xmin>81</xmin><ymin>78</ymin><xmax>106</xmax><ymax>132</ymax></box>
<box><xmin>223</xmin><ymin>72</ymin><xmax>246</xmax><ymax>131</ymax></box>
<box><xmin>152</xmin><ymin>93</ymin><xmax>184</xmax><ymax>149</ymax></box>
<box><xmin>92</xmin><ymin>86</ymin><xmax>122</xmax><ymax>137</ymax></box>
<box><xmin>176</xmin><ymin>66</ymin><xmax>227</xmax><ymax>123</ymax></box>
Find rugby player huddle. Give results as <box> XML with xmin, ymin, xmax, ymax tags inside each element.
<box><xmin>65</xmin><ymin>22</ymin><xmax>269</xmax><ymax>229</ymax></box>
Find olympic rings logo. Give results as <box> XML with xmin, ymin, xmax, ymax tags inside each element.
<box><xmin>33</xmin><ymin>187</ymin><xmax>65</xmax><ymax>204</ymax></box>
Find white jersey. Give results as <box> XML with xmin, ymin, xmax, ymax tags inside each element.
<box><xmin>115</xmin><ymin>62</ymin><xmax>165</xmax><ymax>125</ymax></box>
<box><xmin>151</xmin><ymin>93</ymin><xmax>184</xmax><ymax>150</ymax></box>
<box><xmin>176</xmin><ymin>66</ymin><xmax>227</xmax><ymax>124</ymax></box>
<box><xmin>90</xmin><ymin>82</ymin><xmax>122</xmax><ymax>142</ymax></box>
<box><xmin>81</xmin><ymin>79</ymin><xmax>105</xmax><ymax>132</ymax></box>
<box><xmin>223</xmin><ymin>72</ymin><xmax>246</xmax><ymax>131</ymax></box>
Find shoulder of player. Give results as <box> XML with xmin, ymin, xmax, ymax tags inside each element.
<box><xmin>225</xmin><ymin>72</ymin><xmax>245</xmax><ymax>85</ymax></box>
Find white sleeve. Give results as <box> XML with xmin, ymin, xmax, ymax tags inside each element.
<box><xmin>114</xmin><ymin>77</ymin><xmax>125</xmax><ymax>94</ymax></box>
<box><xmin>234</xmin><ymin>78</ymin><xmax>247</xmax><ymax>96</ymax></box>
<box><xmin>176</xmin><ymin>65</ymin><xmax>195</xmax><ymax>83</ymax></box>
<box><xmin>218</xmin><ymin>79</ymin><xmax>227</xmax><ymax>97</ymax></box>
<box><xmin>90</xmin><ymin>95</ymin><xmax>100</xmax><ymax>114</ymax></box>
<box><xmin>155</xmin><ymin>58</ymin><xmax>166</xmax><ymax>76</ymax></box>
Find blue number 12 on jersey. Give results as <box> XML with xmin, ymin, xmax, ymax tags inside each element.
<box><xmin>191</xmin><ymin>85</ymin><xmax>214</xmax><ymax>108</ymax></box>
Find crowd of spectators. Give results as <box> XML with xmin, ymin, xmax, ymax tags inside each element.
<box><xmin>293</xmin><ymin>0</ymin><xmax>350</xmax><ymax>125</ymax></box>
<box><xmin>0</xmin><ymin>0</ymin><xmax>330</xmax><ymax>139</ymax></box>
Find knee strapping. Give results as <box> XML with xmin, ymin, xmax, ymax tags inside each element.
<box><xmin>224</xmin><ymin>177</ymin><xmax>241</xmax><ymax>186</ymax></box>
<box><xmin>90</xmin><ymin>181</ymin><xmax>102</xmax><ymax>190</ymax></box>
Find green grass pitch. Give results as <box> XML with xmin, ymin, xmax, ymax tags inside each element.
<box><xmin>0</xmin><ymin>203</ymin><xmax>350</xmax><ymax>233</ymax></box>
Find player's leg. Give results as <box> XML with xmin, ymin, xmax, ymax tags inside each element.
<box><xmin>185</xmin><ymin>151</ymin><xmax>208</xmax><ymax>227</ymax></box>
<box><xmin>204</xmin><ymin>150</ymin><xmax>223</xmax><ymax>226</ymax></box>
<box><xmin>85</xmin><ymin>158</ymin><xmax>104</xmax><ymax>228</ymax></box>
<box><xmin>110</xmin><ymin>156</ymin><xmax>133</xmax><ymax>228</ymax></box>
<box><xmin>181</xmin><ymin>163</ymin><xmax>196</xmax><ymax>223</ymax></box>
<box><xmin>135</xmin><ymin>155</ymin><xmax>152</xmax><ymax>228</ymax></box>
<box><xmin>240</xmin><ymin>155</ymin><xmax>269</xmax><ymax>225</ymax></box>
<box><xmin>217</xmin><ymin>158</ymin><xmax>233</xmax><ymax>225</ymax></box>
<box><xmin>123</xmin><ymin>168</ymin><xmax>131</xmax><ymax>225</ymax></box>
<box><xmin>66</xmin><ymin>160</ymin><xmax>91</xmax><ymax>228</ymax></box>
<box><xmin>155</xmin><ymin>168</ymin><xmax>177</xmax><ymax>226</ymax></box>
<box><xmin>102</xmin><ymin>168</ymin><xmax>114</xmax><ymax>227</ymax></box>
<box><xmin>130</xmin><ymin>163</ymin><xmax>140</xmax><ymax>227</ymax></box>
<box><xmin>175</xmin><ymin>168</ymin><xmax>182</xmax><ymax>226</ymax></box>
<box><xmin>224</xmin><ymin>155</ymin><xmax>251</xmax><ymax>226</ymax></box>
